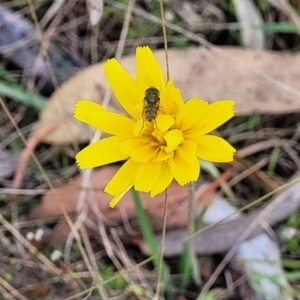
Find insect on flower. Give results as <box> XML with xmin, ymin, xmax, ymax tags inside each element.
<box><xmin>139</xmin><ymin>87</ymin><xmax>160</xmax><ymax>136</ymax></box>
<box><xmin>143</xmin><ymin>87</ymin><xmax>160</xmax><ymax>122</ymax></box>
<box><xmin>74</xmin><ymin>46</ymin><xmax>236</xmax><ymax>208</ymax></box>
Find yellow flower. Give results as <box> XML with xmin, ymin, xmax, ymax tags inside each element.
<box><xmin>74</xmin><ymin>46</ymin><xmax>236</xmax><ymax>208</ymax></box>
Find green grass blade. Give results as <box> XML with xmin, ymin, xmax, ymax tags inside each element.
<box><xmin>228</xmin><ymin>22</ymin><xmax>298</xmax><ymax>33</ymax></box>
<box><xmin>0</xmin><ymin>81</ymin><xmax>46</xmax><ymax>111</ymax></box>
<box><xmin>131</xmin><ymin>189</ymin><xmax>170</xmax><ymax>286</ymax></box>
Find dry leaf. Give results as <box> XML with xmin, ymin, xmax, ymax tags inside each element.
<box><xmin>34</xmin><ymin>47</ymin><xmax>300</xmax><ymax>144</ymax></box>
<box><xmin>150</xmin><ymin>175</ymin><xmax>300</xmax><ymax>256</ymax></box>
<box><xmin>162</xmin><ymin>47</ymin><xmax>300</xmax><ymax>115</ymax></box>
<box><xmin>28</xmin><ymin>165</ymin><xmax>230</xmax><ymax>245</ymax></box>
<box><xmin>32</xmin><ymin>63</ymin><xmax>121</xmax><ymax>144</ymax></box>
<box><xmin>28</xmin><ymin>165</ymin><xmax>189</xmax><ymax>231</ymax></box>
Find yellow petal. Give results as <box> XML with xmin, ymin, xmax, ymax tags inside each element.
<box><xmin>177</xmin><ymin>140</ymin><xmax>197</xmax><ymax>165</ymax></box>
<box><xmin>150</xmin><ymin>162</ymin><xmax>173</xmax><ymax>197</ymax></box>
<box><xmin>133</xmin><ymin>119</ymin><xmax>158</xmax><ymax>137</ymax></box>
<box><xmin>196</xmin><ymin>135</ymin><xmax>236</xmax><ymax>162</ymax></box>
<box><xmin>156</xmin><ymin>113</ymin><xmax>174</xmax><ymax>132</ymax></box>
<box><xmin>120</xmin><ymin>138</ymin><xmax>145</xmax><ymax>155</ymax></box>
<box><xmin>74</xmin><ymin>100</ymin><xmax>134</xmax><ymax>136</ymax></box>
<box><xmin>169</xmin><ymin>152</ymin><xmax>200</xmax><ymax>185</ymax></box>
<box><xmin>103</xmin><ymin>59</ymin><xmax>140</xmax><ymax>120</ymax></box>
<box><xmin>189</xmin><ymin>100</ymin><xmax>235</xmax><ymax>135</ymax></box>
<box><xmin>136</xmin><ymin>46</ymin><xmax>166</xmax><ymax>106</ymax></box>
<box><xmin>162</xmin><ymin>80</ymin><xmax>184</xmax><ymax>115</ymax></box>
<box><xmin>121</xmin><ymin>137</ymin><xmax>159</xmax><ymax>161</ymax></box>
<box><xmin>105</xmin><ymin>159</ymin><xmax>140</xmax><ymax>195</ymax></box>
<box><xmin>164</xmin><ymin>129</ymin><xmax>183</xmax><ymax>153</ymax></box>
<box><xmin>133</xmin><ymin>118</ymin><xmax>145</xmax><ymax>137</ymax></box>
<box><xmin>153</xmin><ymin>149</ymin><xmax>173</xmax><ymax>162</ymax></box>
<box><xmin>176</xmin><ymin>97</ymin><xmax>208</xmax><ymax>131</ymax></box>
<box><xmin>131</xmin><ymin>144</ymin><xmax>158</xmax><ymax>162</ymax></box>
<box><xmin>76</xmin><ymin>136</ymin><xmax>128</xmax><ymax>169</ymax></box>
<box><xmin>109</xmin><ymin>185</ymin><xmax>133</xmax><ymax>208</ymax></box>
<box><xmin>134</xmin><ymin>161</ymin><xmax>162</xmax><ymax>192</ymax></box>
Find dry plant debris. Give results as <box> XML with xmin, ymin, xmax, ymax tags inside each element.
<box><xmin>1</xmin><ymin>0</ymin><xmax>300</xmax><ymax>299</ymax></box>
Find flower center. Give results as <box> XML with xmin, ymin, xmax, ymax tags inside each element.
<box><xmin>152</xmin><ymin>129</ymin><xmax>166</xmax><ymax>145</ymax></box>
<box><xmin>143</xmin><ymin>126</ymin><xmax>184</xmax><ymax>162</ymax></box>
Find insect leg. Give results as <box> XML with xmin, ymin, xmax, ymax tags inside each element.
<box><xmin>139</xmin><ymin>106</ymin><xmax>145</xmax><ymax>137</ymax></box>
<box><xmin>139</xmin><ymin>119</ymin><xmax>145</xmax><ymax>137</ymax></box>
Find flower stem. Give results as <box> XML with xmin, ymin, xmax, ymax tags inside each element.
<box><xmin>155</xmin><ymin>189</ymin><xmax>168</xmax><ymax>299</ymax></box>
<box><xmin>187</xmin><ymin>182</ymin><xmax>201</xmax><ymax>285</ymax></box>
<box><xmin>159</xmin><ymin>0</ymin><xmax>169</xmax><ymax>81</ymax></box>
<box><xmin>155</xmin><ymin>2</ymin><xmax>170</xmax><ymax>298</ymax></box>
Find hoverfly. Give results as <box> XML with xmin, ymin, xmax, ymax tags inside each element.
<box><xmin>143</xmin><ymin>87</ymin><xmax>160</xmax><ymax>122</ymax></box>
<box><xmin>139</xmin><ymin>87</ymin><xmax>160</xmax><ymax>136</ymax></box>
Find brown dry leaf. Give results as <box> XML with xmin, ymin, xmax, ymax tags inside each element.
<box><xmin>28</xmin><ymin>165</ymin><xmax>189</xmax><ymax>230</ymax></box>
<box><xmin>34</xmin><ymin>47</ymin><xmax>300</xmax><ymax>144</ymax></box>
<box><xmin>32</xmin><ymin>64</ymin><xmax>122</xmax><ymax>144</ymax></box>
<box><xmin>28</xmin><ymin>165</ymin><xmax>230</xmax><ymax>245</ymax></box>
<box><xmin>161</xmin><ymin>47</ymin><xmax>300</xmax><ymax>115</ymax></box>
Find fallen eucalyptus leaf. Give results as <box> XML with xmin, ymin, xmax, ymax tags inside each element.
<box><xmin>34</xmin><ymin>47</ymin><xmax>300</xmax><ymax>144</ymax></box>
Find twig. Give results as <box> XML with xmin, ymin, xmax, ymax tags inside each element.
<box><xmin>0</xmin><ymin>275</ymin><xmax>29</xmax><ymax>300</ymax></box>
<box><xmin>0</xmin><ymin>214</ymin><xmax>61</xmax><ymax>275</ymax></box>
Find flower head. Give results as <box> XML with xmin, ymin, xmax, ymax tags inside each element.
<box><xmin>74</xmin><ymin>46</ymin><xmax>236</xmax><ymax>208</ymax></box>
